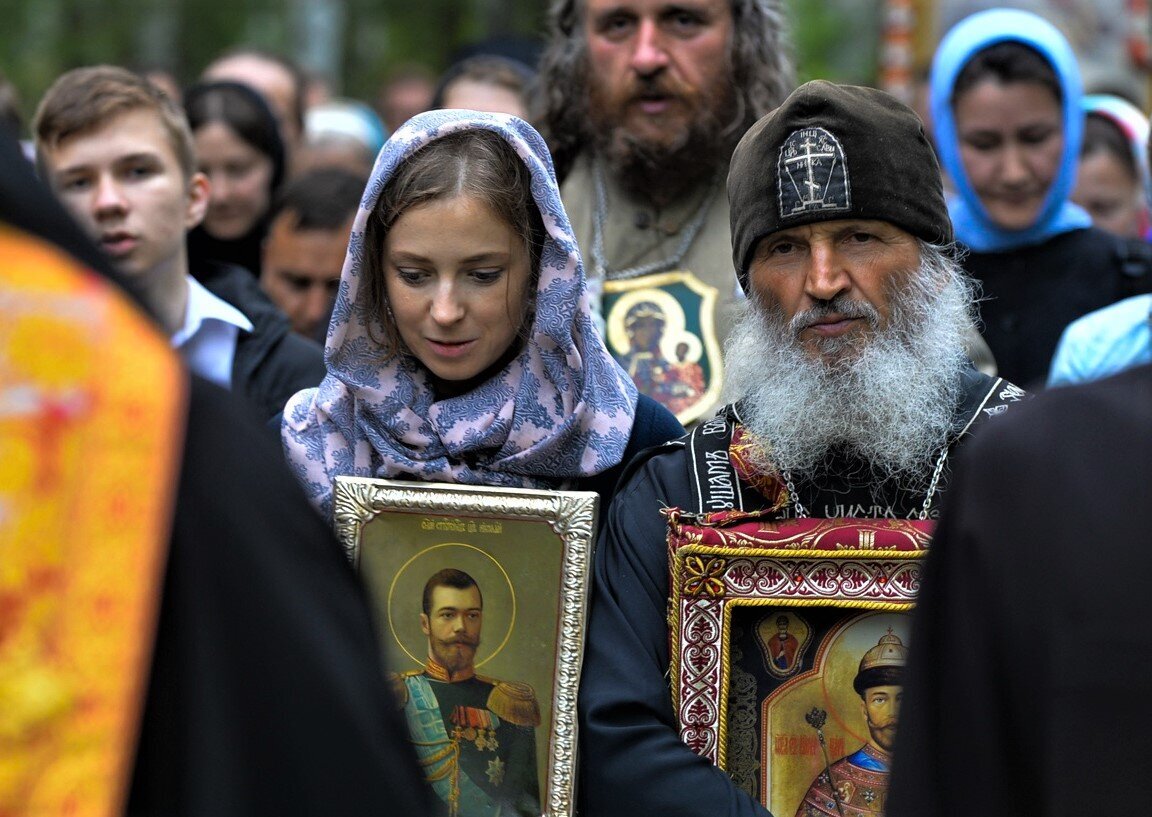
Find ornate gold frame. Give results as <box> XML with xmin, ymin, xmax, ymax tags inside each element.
<box><xmin>669</xmin><ymin>543</ymin><xmax>922</xmax><ymax>814</ymax></box>
<box><xmin>333</xmin><ymin>476</ymin><xmax>598</xmax><ymax>817</ymax></box>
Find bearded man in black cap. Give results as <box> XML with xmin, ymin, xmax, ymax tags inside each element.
<box><xmin>576</xmin><ymin>81</ymin><xmax>1025</xmax><ymax>817</ymax></box>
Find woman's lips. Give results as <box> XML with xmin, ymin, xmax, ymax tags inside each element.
<box><xmin>426</xmin><ymin>339</ymin><xmax>476</xmax><ymax>358</ymax></box>
<box><xmin>992</xmin><ymin>189</ymin><xmax>1042</xmax><ymax>207</ymax></box>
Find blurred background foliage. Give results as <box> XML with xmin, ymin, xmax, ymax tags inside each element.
<box><xmin>0</xmin><ymin>0</ymin><xmax>885</xmax><ymax>134</ymax></box>
<box><xmin>2</xmin><ymin>0</ymin><xmax>1147</xmax><ymax>135</ymax></box>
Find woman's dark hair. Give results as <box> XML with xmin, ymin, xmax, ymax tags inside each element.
<box><xmin>363</xmin><ymin>129</ymin><xmax>547</xmax><ymax>351</ymax></box>
<box><xmin>183</xmin><ymin>80</ymin><xmax>286</xmax><ymax>192</ymax></box>
<box><xmin>952</xmin><ymin>41</ymin><xmax>1061</xmax><ymax>106</ymax></box>
<box><xmin>1081</xmin><ymin>112</ymin><xmax>1138</xmax><ymax>179</ymax></box>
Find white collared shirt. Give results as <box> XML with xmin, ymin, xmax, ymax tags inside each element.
<box><xmin>170</xmin><ymin>275</ymin><xmax>254</xmax><ymax>389</ymax></box>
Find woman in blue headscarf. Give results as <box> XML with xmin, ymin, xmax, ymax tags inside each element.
<box><xmin>929</xmin><ymin>7</ymin><xmax>1152</xmax><ymax>387</ymax></box>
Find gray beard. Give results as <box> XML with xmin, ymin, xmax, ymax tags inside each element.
<box><xmin>722</xmin><ymin>253</ymin><xmax>974</xmax><ymax>488</ymax></box>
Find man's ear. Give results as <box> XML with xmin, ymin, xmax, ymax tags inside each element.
<box><xmin>185</xmin><ymin>171</ymin><xmax>210</xmax><ymax>230</ymax></box>
<box><xmin>420</xmin><ymin>613</ymin><xmax>431</xmax><ymax>637</ymax></box>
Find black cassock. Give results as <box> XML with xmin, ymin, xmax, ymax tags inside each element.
<box><xmin>127</xmin><ymin>378</ymin><xmax>434</xmax><ymax>817</ymax></box>
<box><xmin>888</xmin><ymin>364</ymin><xmax>1152</xmax><ymax>817</ymax></box>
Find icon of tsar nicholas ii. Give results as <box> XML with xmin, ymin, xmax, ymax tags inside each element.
<box><xmin>795</xmin><ymin>630</ymin><xmax>906</xmax><ymax>817</ymax></box>
<box><xmin>394</xmin><ymin>568</ymin><xmax>541</xmax><ymax>817</ymax></box>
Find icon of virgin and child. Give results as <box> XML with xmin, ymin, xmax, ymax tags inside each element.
<box><xmin>392</xmin><ymin>567</ymin><xmax>541</xmax><ymax>817</ymax></box>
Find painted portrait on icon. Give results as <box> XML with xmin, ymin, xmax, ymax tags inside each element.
<box><xmin>333</xmin><ymin>477</ymin><xmax>597</xmax><ymax>817</ymax></box>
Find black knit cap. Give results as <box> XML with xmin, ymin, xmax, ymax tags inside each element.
<box><xmin>727</xmin><ymin>80</ymin><xmax>952</xmax><ymax>292</ymax></box>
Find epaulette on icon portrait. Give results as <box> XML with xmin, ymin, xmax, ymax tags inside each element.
<box><xmin>485</xmin><ymin>679</ymin><xmax>541</xmax><ymax>727</ymax></box>
<box><xmin>388</xmin><ymin>670</ymin><xmax>424</xmax><ymax>706</ymax></box>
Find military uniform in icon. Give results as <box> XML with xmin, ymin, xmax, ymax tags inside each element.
<box><xmin>396</xmin><ymin>661</ymin><xmax>541</xmax><ymax>817</ymax></box>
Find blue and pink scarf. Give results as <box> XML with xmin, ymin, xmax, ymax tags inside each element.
<box><xmin>282</xmin><ymin>110</ymin><xmax>637</xmax><ymax>518</ymax></box>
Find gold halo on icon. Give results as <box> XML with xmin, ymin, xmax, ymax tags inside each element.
<box><xmin>606</xmin><ymin>288</ymin><xmax>687</xmax><ymax>355</ymax></box>
<box><xmin>386</xmin><ymin>542</ymin><xmax>516</xmax><ymax>669</ymax></box>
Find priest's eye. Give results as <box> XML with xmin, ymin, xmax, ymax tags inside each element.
<box><xmin>597</xmin><ymin>13</ymin><xmax>635</xmax><ymax>40</ymax></box>
<box><xmin>665</xmin><ymin>9</ymin><xmax>706</xmax><ymax>36</ymax></box>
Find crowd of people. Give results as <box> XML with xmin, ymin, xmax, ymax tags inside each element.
<box><xmin>2</xmin><ymin>2</ymin><xmax>1151</xmax><ymax>816</ymax></box>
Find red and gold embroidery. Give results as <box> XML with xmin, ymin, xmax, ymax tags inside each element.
<box><xmin>0</xmin><ymin>227</ymin><xmax>185</xmax><ymax>817</ymax></box>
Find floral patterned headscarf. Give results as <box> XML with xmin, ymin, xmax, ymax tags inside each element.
<box><xmin>282</xmin><ymin>110</ymin><xmax>637</xmax><ymax>518</ymax></box>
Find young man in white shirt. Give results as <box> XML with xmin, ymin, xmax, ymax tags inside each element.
<box><xmin>34</xmin><ymin>65</ymin><xmax>324</xmax><ymax>420</ymax></box>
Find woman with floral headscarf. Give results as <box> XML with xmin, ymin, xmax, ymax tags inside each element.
<box><xmin>282</xmin><ymin>110</ymin><xmax>682</xmax><ymax>519</ymax></box>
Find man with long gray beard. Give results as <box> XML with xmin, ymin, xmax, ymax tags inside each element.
<box><xmin>576</xmin><ymin>81</ymin><xmax>1024</xmax><ymax>817</ymax></box>
<box><xmin>532</xmin><ymin>0</ymin><xmax>793</xmax><ymax>426</ymax></box>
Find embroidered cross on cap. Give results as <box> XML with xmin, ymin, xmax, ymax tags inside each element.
<box><xmin>778</xmin><ymin>126</ymin><xmax>851</xmax><ymax>218</ymax></box>
<box><xmin>727</xmin><ymin>80</ymin><xmax>953</xmax><ymax>293</ymax></box>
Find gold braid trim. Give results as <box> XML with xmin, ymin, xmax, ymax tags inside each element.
<box><xmin>485</xmin><ymin>680</ymin><xmax>541</xmax><ymax>727</ymax></box>
<box><xmin>413</xmin><ymin>737</ymin><xmax>460</xmax><ymax>817</ymax></box>
<box><xmin>415</xmin><ymin>740</ymin><xmax>456</xmax><ymax>770</ymax></box>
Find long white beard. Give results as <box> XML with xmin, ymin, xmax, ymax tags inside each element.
<box><xmin>723</xmin><ymin>250</ymin><xmax>974</xmax><ymax>488</ymax></box>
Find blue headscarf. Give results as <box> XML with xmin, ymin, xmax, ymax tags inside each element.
<box><xmin>929</xmin><ymin>8</ymin><xmax>1091</xmax><ymax>252</ymax></box>
<box><xmin>282</xmin><ymin>110</ymin><xmax>637</xmax><ymax>519</ymax></box>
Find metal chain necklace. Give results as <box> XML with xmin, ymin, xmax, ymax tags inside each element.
<box><xmin>782</xmin><ymin>446</ymin><xmax>951</xmax><ymax>521</ymax></box>
<box><xmin>589</xmin><ymin>160</ymin><xmax>720</xmax><ymax>281</ymax></box>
